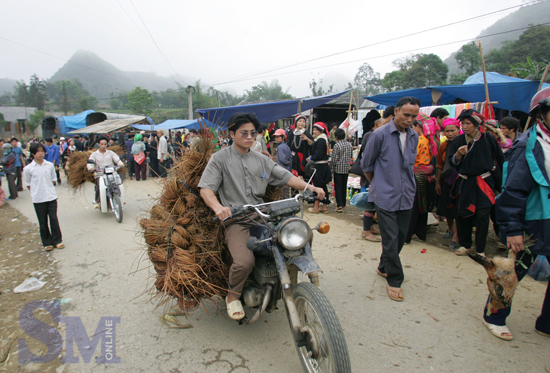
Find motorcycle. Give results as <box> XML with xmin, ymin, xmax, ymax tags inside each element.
<box><xmin>87</xmin><ymin>160</ymin><xmax>124</xmax><ymax>223</ymax></box>
<box><xmin>214</xmin><ymin>189</ymin><xmax>351</xmax><ymax>372</ymax></box>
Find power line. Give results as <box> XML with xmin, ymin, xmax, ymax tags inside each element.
<box><xmin>112</xmin><ymin>0</ymin><xmax>149</xmax><ymax>38</ymax></box>
<box><xmin>128</xmin><ymin>0</ymin><xmax>187</xmax><ymax>87</ymax></box>
<box><xmin>213</xmin><ymin>0</ymin><xmax>539</xmax><ymax>85</ymax></box>
<box><xmin>212</xmin><ymin>21</ymin><xmax>550</xmax><ymax>86</ymax></box>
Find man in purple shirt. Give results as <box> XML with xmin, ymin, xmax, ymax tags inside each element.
<box><xmin>361</xmin><ymin>97</ymin><xmax>420</xmax><ymax>302</ymax></box>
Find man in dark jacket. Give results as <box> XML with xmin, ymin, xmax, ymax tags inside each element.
<box><xmin>481</xmin><ymin>87</ymin><xmax>550</xmax><ymax>341</ymax></box>
<box><xmin>124</xmin><ymin>134</ymin><xmax>135</xmax><ymax>179</ymax></box>
<box><xmin>0</xmin><ymin>143</ymin><xmax>18</xmax><ymax>200</ymax></box>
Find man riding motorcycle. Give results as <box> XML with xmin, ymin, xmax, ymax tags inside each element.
<box><xmin>198</xmin><ymin>113</ymin><xmax>325</xmax><ymax>320</ymax></box>
<box><xmin>87</xmin><ymin>135</ymin><xmax>124</xmax><ymax>209</ymax></box>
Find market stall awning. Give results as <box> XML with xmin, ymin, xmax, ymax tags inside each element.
<box><xmin>69</xmin><ymin>117</ymin><xmax>147</xmax><ymax>134</ymax></box>
<box><xmin>366</xmin><ymin>72</ymin><xmax>550</xmax><ymax>113</ymax></box>
<box><xmin>132</xmin><ymin>118</ymin><xmax>217</xmax><ymax>132</ymax></box>
<box><xmin>197</xmin><ymin>90</ymin><xmax>350</xmax><ymax>129</ymax></box>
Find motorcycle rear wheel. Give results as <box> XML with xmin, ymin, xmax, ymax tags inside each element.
<box><xmin>111</xmin><ymin>194</ymin><xmax>123</xmax><ymax>223</ymax></box>
<box><xmin>292</xmin><ymin>282</ymin><xmax>351</xmax><ymax>373</ymax></box>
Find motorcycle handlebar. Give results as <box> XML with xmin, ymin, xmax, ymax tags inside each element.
<box><xmin>212</xmin><ymin>190</ymin><xmax>319</xmax><ymax>223</ymax></box>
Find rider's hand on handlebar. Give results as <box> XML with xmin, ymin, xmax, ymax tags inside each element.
<box><xmin>90</xmin><ymin>168</ymin><xmax>96</xmax><ymax>173</ymax></box>
<box><xmin>312</xmin><ymin>187</ymin><xmax>325</xmax><ymax>200</ymax></box>
<box><xmin>215</xmin><ymin>206</ymin><xmax>233</xmax><ymax>222</ymax></box>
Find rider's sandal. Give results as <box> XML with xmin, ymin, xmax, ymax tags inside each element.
<box><xmin>226</xmin><ymin>297</ymin><xmax>245</xmax><ymax>320</ymax></box>
<box><xmin>44</xmin><ymin>246</ymin><xmax>54</xmax><ymax>251</ymax></box>
<box><xmin>483</xmin><ymin>320</ymin><xmax>513</xmax><ymax>340</ymax></box>
<box><xmin>55</xmin><ymin>243</ymin><xmax>65</xmax><ymax>249</ymax></box>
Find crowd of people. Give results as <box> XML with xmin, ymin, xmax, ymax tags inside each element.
<box><xmin>1</xmin><ymin>88</ymin><xmax>549</xmax><ymax>340</ymax></box>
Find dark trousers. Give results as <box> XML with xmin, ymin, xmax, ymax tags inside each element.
<box><xmin>456</xmin><ymin>206</ymin><xmax>491</xmax><ymax>253</ymax></box>
<box><xmin>484</xmin><ymin>252</ymin><xmax>550</xmax><ymax>334</ymax></box>
<box><xmin>135</xmin><ymin>160</ymin><xmax>147</xmax><ymax>181</ymax></box>
<box><xmin>333</xmin><ymin>172</ymin><xmax>349</xmax><ymax>208</ymax></box>
<box><xmin>405</xmin><ymin>195</ymin><xmax>428</xmax><ymax>243</ymax></box>
<box><xmin>149</xmin><ymin>158</ymin><xmax>159</xmax><ymax>177</ymax></box>
<box><xmin>95</xmin><ymin>178</ymin><xmax>100</xmax><ymax>204</ymax></box>
<box><xmin>15</xmin><ymin>166</ymin><xmax>23</xmax><ymax>191</ymax></box>
<box><xmin>127</xmin><ymin>158</ymin><xmax>135</xmax><ymax>177</ymax></box>
<box><xmin>55</xmin><ymin>167</ymin><xmax>61</xmax><ymax>183</ymax></box>
<box><xmin>376</xmin><ymin>207</ymin><xmax>412</xmax><ymax>288</ymax></box>
<box><xmin>160</xmin><ymin>160</ymin><xmax>169</xmax><ymax>178</ymax></box>
<box><xmin>6</xmin><ymin>174</ymin><xmax>18</xmax><ymax>199</ymax></box>
<box><xmin>33</xmin><ymin>199</ymin><xmax>62</xmax><ymax>247</ymax></box>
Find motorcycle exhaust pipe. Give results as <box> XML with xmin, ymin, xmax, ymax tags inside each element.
<box><xmin>245</xmin><ymin>284</ymin><xmax>272</xmax><ymax>325</ymax></box>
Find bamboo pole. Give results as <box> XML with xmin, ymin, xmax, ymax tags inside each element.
<box><xmin>523</xmin><ymin>64</ymin><xmax>550</xmax><ymax>132</ymax></box>
<box><xmin>477</xmin><ymin>41</ymin><xmax>491</xmax><ymax>117</ymax></box>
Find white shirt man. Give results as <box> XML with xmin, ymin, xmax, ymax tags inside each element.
<box><xmin>24</xmin><ymin>143</ymin><xmax>64</xmax><ymax>251</ymax></box>
<box><xmin>157</xmin><ymin>129</ymin><xmax>169</xmax><ymax>178</ymax></box>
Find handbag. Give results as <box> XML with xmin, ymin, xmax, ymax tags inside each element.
<box><xmin>134</xmin><ymin>151</ymin><xmax>146</xmax><ymax>165</ymax></box>
<box><xmin>349</xmin><ymin>156</ymin><xmax>363</xmax><ymax>177</ymax></box>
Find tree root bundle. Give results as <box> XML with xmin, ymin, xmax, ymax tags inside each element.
<box><xmin>66</xmin><ymin>146</ymin><xmax>127</xmax><ymax>191</ymax></box>
<box><xmin>140</xmin><ymin>137</ymin><xmax>230</xmax><ymax>311</ymax></box>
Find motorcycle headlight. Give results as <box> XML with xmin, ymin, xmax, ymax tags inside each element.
<box><xmin>278</xmin><ymin>219</ymin><xmax>311</xmax><ymax>250</ymax></box>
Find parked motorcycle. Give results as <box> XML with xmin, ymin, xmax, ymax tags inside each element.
<box><xmin>87</xmin><ymin>160</ymin><xmax>124</xmax><ymax>223</ymax></box>
<box><xmin>214</xmin><ymin>189</ymin><xmax>351</xmax><ymax>372</ymax></box>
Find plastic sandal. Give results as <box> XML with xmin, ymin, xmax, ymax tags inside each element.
<box><xmin>226</xmin><ymin>297</ymin><xmax>245</xmax><ymax>320</ymax></box>
<box><xmin>483</xmin><ymin>320</ymin><xmax>513</xmax><ymax>340</ymax></box>
<box><xmin>55</xmin><ymin>243</ymin><xmax>65</xmax><ymax>249</ymax></box>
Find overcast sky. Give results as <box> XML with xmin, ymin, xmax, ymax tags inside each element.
<box><xmin>1</xmin><ymin>0</ymin><xmax>529</xmax><ymax>97</ymax></box>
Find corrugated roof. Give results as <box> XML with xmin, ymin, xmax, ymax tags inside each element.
<box><xmin>69</xmin><ymin>117</ymin><xmax>147</xmax><ymax>134</ymax></box>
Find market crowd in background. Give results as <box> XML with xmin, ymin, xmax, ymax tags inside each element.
<box><xmin>1</xmin><ymin>88</ymin><xmax>549</xmax><ymax>341</ymax></box>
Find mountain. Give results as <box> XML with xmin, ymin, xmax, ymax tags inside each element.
<box><xmin>49</xmin><ymin>50</ymin><xmax>190</xmax><ymax>99</ymax></box>
<box><xmin>445</xmin><ymin>1</ymin><xmax>550</xmax><ymax>76</ymax></box>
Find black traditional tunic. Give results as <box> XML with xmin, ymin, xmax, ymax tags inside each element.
<box><xmin>287</xmin><ymin>130</ymin><xmax>313</xmax><ymax>176</ymax></box>
<box><xmin>447</xmin><ymin>132</ymin><xmax>504</xmax><ymax>218</ymax></box>
<box><xmin>310</xmin><ymin>137</ymin><xmax>332</xmax><ymax>189</ymax></box>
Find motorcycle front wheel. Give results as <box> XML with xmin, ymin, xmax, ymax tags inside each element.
<box><xmin>292</xmin><ymin>282</ymin><xmax>351</xmax><ymax>373</ymax></box>
<box><xmin>111</xmin><ymin>194</ymin><xmax>123</xmax><ymax>223</ymax></box>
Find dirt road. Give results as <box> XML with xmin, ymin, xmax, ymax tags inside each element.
<box><xmin>1</xmin><ymin>177</ymin><xmax>548</xmax><ymax>372</ymax></box>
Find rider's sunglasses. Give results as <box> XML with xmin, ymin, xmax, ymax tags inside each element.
<box><xmin>236</xmin><ymin>130</ymin><xmax>258</xmax><ymax>138</ymax></box>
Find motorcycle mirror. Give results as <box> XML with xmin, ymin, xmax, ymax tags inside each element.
<box><xmin>246</xmin><ymin>237</ymin><xmax>260</xmax><ymax>251</ymax></box>
<box><xmin>314</xmin><ymin>222</ymin><xmax>330</xmax><ymax>234</ymax></box>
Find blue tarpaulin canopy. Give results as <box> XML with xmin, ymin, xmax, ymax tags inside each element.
<box><xmin>366</xmin><ymin>72</ymin><xmax>550</xmax><ymax>113</ymax></box>
<box><xmin>132</xmin><ymin>118</ymin><xmax>216</xmax><ymax>132</ymax></box>
<box><xmin>58</xmin><ymin>110</ymin><xmax>95</xmax><ymax>134</ymax></box>
<box><xmin>196</xmin><ymin>90</ymin><xmax>350</xmax><ymax>129</ymax></box>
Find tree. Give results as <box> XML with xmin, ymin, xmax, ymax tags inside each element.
<box><xmin>47</xmin><ymin>79</ymin><xmax>93</xmax><ymax>113</ymax></box>
<box><xmin>28</xmin><ymin>110</ymin><xmax>45</xmax><ymax>134</ymax></box>
<box><xmin>449</xmin><ymin>73</ymin><xmax>470</xmax><ymax>85</ymax></box>
<box><xmin>110</xmin><ymin>98</ymin><xmax>121</xmax><ymax>110</ymax></box>
<box><xmin>381</xmin><ymin>70</ymin><xmax>406</xmax><ymax>92</ymax></box>
<box><xmin>0</xmin><ymin>113</ymin><xmax>5</xmax><ymax>130</ymax></box>
<box><xmin>309</xmin><ymin>79</ymin><xmax>334</xmax><ymax>97</ymax></box>
<box><xmin>78</xmin><ymin>96</ymin><xmax>97</xmax><ymax>111</ymax></box>
<box><xmin>510</xmin><ymin>56</ymin><xmax>550</xmax><ymax>81</ymax></box>
<box><xmin>242</xmin><ymin>80</ymin><xmax>293</xmax><ymax>103</ymax></box>
<box><xmin>0</xmin><ymin>92</ymin><xmax>13</xmax><ymax>106</ymax></box>
<box><xmin>455</xmin><ymin>42</ymin><xmax>482</xmax><ymax>76</ymax></box>
<box><xmin>486</xmin><ymin>25</ymin><xmax>550</xmax><ymax>75</ymax></box>
<box><xmin>27</xmin><ymin>74</ymin><xmax>48</xmax><ymax>110</ymax></box>
<box><xmin>381</xmin><ymin>54</ymin><xmax>448</xmax><ymax>91</ymax></box>
<box><xmin>127</xmin><ymin>87</ymin><xmax>154</xmax><ymax>115</ymax></box>
<box><xmin>353</xmin><ymin>63</ymin><xmax>382</xmax><ymax>96</ymax></box>
<box><xmin>14</xmin><ymin>81</ymin><xmax>29</xmax><ymax>106</ymax></box>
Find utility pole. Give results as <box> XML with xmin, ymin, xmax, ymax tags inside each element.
<box><xmin>186</xmin><ymin>85</ymin><xmax>195</xmax><ymax>120</ymax></box>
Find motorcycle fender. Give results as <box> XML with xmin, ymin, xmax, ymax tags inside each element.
<box><xmin>288</xmin><ymin>245</ymin><xmax>320</xmax><ymax>274</ymax></box>
<box><xmin>99</xmin><ymin>177</ymin><xmax>108</xmax><ymax>213</ymax></box>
